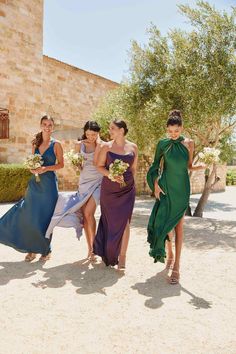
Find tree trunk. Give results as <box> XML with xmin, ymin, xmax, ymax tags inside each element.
<box><xmin>186</xmin><ymin>170</ymin><xmax>194</xmax><ymax>216</ymax></box>
<box><xmin>185</xmin><ymin>204</ymin><xmax>192</xmax><ymax>216</ymax></box>
<box><xmin>193</xmin><ymin>164</ymin><xmax>217</xmax><ymax>217</ymax></box>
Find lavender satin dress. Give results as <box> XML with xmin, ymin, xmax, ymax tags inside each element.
<box><xmin>93</xmin><ymin>151</ymin><xmax>135</xmax><ymax>266</ymax></box>
<box><xmin>45</xmin><ymin>143</ymin><xmax>102</xmax><ymax>239</ymax></box>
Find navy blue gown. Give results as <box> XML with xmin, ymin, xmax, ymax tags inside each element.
<box><xmin>0</xmin><ymin>140</ymin><xmax>58</xmax><ymax>255</ymax></box>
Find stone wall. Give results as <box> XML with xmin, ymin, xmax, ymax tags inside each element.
<box><xmin>0</xmin><ymin>0</ymin><xmax>118</xmax><ymax>174</ymax></box>
<box><xmin>42</xmin><ymin>56</ymin><xmax>117</xmax><ymax>131</ymax></box>
<box><xmin>0</xmin><ymin>0</ymin><xmax>44</xmax><ymax>162</ymax></box>
<box><xmin>190</xmin><ymin>165</ymin><xmax>227</xmax><ymax>194</ymax></box>
<box><xmin>42</xmin><ymin>56</ymin><xmax>118</xmax><ymax>190</ymax></box>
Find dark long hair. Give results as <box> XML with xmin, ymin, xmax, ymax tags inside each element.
<box><xmin>81</xmin><ymin>121</ymin><xmax>101</xmax><ymax>140</ymax></box>
<box><xmin>32</xmin><ymin>115</ymin><xmax>54</xmax><ymax>149</ymax></box>
<box><xmin>167</xmin><ymin>110</ymin><xmax>182</xmax><ymax>126</ymax></box>
<box><xmin>112</xmin><ymin>119</ymin><xmax>128</xmax><ymax>136</ymax></box>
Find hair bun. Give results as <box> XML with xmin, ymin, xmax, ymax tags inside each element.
<box><xmin>112</xmin><ymin>119</ymin><xmax>128</xmax><ymax>136</ymax></box>
<box><xmin>169</xmin><ymin>110</ymin><xmax>182</xmax><ymax>119</ymax></box>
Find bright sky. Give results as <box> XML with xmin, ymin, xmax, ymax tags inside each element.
<box><xmin>43</xmin><ymin>0</ymin><xmax>235</xmax><ymax>83</ymax></box>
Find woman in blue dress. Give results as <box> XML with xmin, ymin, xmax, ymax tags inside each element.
<box><xmin>0</xmin><ymin>115</ymin><xmax>64</xmax><ymax>261</ymax></box>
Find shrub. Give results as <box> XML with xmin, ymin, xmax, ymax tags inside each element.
<box><xmin>226</xmin><ymin>170</ymin><xmax>236</xmax><ymax>186</ymax></box>
<box><xmin>0</xmin><ymin>164</ymin><xmax>32</xmax><ymax>202</ymax></box>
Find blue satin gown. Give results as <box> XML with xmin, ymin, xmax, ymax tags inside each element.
<box><xmin>0</xmin><ymin>140</ymin><xmax>58</xmax><ymax>255</ymax></box>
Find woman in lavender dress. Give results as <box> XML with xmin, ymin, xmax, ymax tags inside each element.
<box><xmin>45</xmin><ymin>121</ymin><xmax>103</xmax><ymax>259</ymax></box>
<box><xmin>93</xmin><ymin>120</ymin><xmax>138</xmax><ymax>270</ymax></box>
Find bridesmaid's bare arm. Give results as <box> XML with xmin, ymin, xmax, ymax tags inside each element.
<box><xmin>96</xmin><ymin>144</ymin><xmax>110</xmax><ymax>177</ymax></box>
<box><xmin>74</xmin><ymin>141</ymin><xmax>82</xmax><ymax>153</ymax></box>
<box><xmin>93</xmin><ymin>137</ymin><xmax>104</xmax><ymax>165</ymax></box>
<box><xmin>130</xmin><ymin>144</ymin><xmax>138</xmax><ymax>177</ymax></box>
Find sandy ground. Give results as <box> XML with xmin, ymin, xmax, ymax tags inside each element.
<box><xmin>0</xmin><ymin>187</ymin><xmax>235</xmax><ymax>354</ymax></box>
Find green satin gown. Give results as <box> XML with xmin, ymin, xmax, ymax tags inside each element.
<box><xmin>147</xmin><ymin>136</ymin><xmax>190</xmax><ymax>263</ymax></box>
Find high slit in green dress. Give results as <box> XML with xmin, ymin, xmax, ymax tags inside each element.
<box><xmin>147</xmin><ymin>136</ymin><xmax>190</xmax><ymax>263</ymax></box>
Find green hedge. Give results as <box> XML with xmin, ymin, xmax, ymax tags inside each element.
<box><xmin>0</xmin><ymin>164</ymin><xmax>32</xmax><ymax>202</ymax></box>
<box><xmin>226</xmin><ymin>169</ymin><xmax>236</xmax><ymax>186</ymax></box>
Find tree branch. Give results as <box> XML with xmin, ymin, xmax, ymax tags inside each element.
<box><xmin>218</xmin><ymin>120</ymin><xmax>236</xmax><ymax>136</ymax></box>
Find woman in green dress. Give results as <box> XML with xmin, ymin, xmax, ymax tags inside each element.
<box><xmin>147</xmin><ymin>110</ymin><xmax>204</xmax><ymax>284</ymax></box>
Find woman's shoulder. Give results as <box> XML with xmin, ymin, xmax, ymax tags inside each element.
<box><xmin>183</xmin><ymin>137</ymin><xmax>194</xmax><ymax>148</ymax></box>
<box><xmin>52</xmin><ymin>139</ymin><xmax>62</xmax><ymax>147</ymax></box>
<box><xmin>157</xmin><ymin>138</ymin><xmax>169</xmax><ymax>148</ymax></box>
<box><xmin>126</xmin><ymin>140</ymin><xmax>138</xmax><ymax>155</ymax></box>
<box><xmin>52</xmin><ymin>140</ymin><xmax>63</xmax><ymax>153</ymax></box>
<box><xmin>75</xmin><ymin>139</ymin><xmax>86</xmax><ymax>145</ymax></box>
<box><xmin>74</xmin><ymin>140</ymin><xmax>85</xmax><ymax>152</ymax></box>
<box><xmin>126</xmin><ymin>140</ymin><xmax>137</xmax><ymax>148</ymax></box>
<box><xmin>74</xmin><ymin>140</ymin><xmax>82</xmax><ymax>146</ymax></box>
<box><xmin>159</xmin><ymin>138</ymin><xmax>169</xmax><ymax>143</ymax></box>
<box><xmin>101</xmin><ymin>141</ymin><xmax>112</xmax><ymax>151</ymax></box>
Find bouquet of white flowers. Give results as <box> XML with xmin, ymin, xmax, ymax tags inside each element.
<box><xmin>198</xmin><ymin>147</ymin><xmax>220</xmax><ymax>165</ymax></box>
<box><xmin>24</xmin><ymin>153</ymin><xmax>44</xmax><ymax>182</ymax></box>
<box><xmin>108</xmin><ymin>159</ymin><xmax>129</xmax><ymax>187</ymax></box>
<box><xmin>64</xmin><ymin>150</ymin><xmax>85</xmax><ymax>176</ymax></box>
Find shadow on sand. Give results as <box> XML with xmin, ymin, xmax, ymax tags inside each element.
<box><xmin>0</xmin><ymin>260</ymin><xmax>44</xmax><ymax>286</ymax></box>
<box><xmin>132</xmin><ymin>270</ymin><xmax>212</xmax><ymax>310</ymax></box>
<box><xmin>31</xmin><ymin>258</ymin><xmax>124</xmax><ymax>295</ymax></box>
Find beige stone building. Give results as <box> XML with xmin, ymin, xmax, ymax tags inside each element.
<box><xmin>0</xmin><ymin>0</ymin><xmax>118</xmax><ymax>189</ymax></box>
<box><xmin>0</xmin><ymin>0</ymin><xmax>226</xmax><ymax>194</ymax></box>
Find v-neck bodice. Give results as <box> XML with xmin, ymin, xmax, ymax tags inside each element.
<box><xmin>35</xmin><ymin>140</ymin><xmax>56</xmax><ymax>166</ymax></box>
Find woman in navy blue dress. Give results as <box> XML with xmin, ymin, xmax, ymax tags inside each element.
<box><xmin>0</xmin><ymin>115</ymin><xmax>64</xmax><ymax>261</ymax></box>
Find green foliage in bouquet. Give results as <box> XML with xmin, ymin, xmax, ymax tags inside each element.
<box><xmin>0</xmin><ymin>164</ymin><xmax>32</xmax><ymax>202</ymax></box>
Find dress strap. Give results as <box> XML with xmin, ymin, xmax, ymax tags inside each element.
<box><xmin>50</xmin><ymin>139</ymin><xmax>56</xmax><ymax>151</ymax></box>
<box><xmin>80</xmin><ymin>142</ymin><xmax>86</xmax><ymax>153</ymax></box>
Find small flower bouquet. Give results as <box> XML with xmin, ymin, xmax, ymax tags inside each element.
<box><xmin>64</xmin><ymin>150</ymin><xmax>85</xmax><ymax>176</ymax></box>
<box><xmin>24</xmin><ymin>153</ymin><xmax>44</xmax><ymax>182</ymax></box>
<box><xmin>198</xmin><ymin>147</ymin><xmax>220</xmax><ymax>165</ymax></box>
<box><xmin>108</xmin><ymin>159</ymin><xmax>129</xmax><ymax>187</ymax></box>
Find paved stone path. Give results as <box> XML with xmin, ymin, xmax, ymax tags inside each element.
<box><xmin>0</xmin><ymin>187</ymin><xmax>235</xmax><ymax>354</ymax></box>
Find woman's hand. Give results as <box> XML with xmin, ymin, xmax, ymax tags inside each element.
<box><xmin>189</xmin><ymin>164</ymin><xmax>206</xmax><ymax>171</ymax></box>
<box><xmin>30</xmin><ymin>167</ymin><xmax>47</xmax><ymax>175</ymax></box>
<box><xmin>154</xmin><ymin>180</ymin><xmax>165</xmax><ymax>200</ymax></box>
<box><xmin>96</xmin><ymin>135</ymin><xmax>102</xmax><ymax>145</ymax></box>
<box><xmin>113</xmin><ymin>175</ymin><xmax>124</xmax><ymax>184</ymax></box>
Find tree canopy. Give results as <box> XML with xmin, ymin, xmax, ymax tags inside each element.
<box><xmin>93</xmin><ymin>1</ymin><xmax>236</xmax><ymax>159</ymax></box>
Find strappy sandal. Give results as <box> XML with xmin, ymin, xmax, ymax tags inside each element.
<box><xmin>39</xmin><ymin>252</ymin><xmax>51</xmax><ymax>262</ymax></box>
<box><xmin>118</xmin><ymin>255</ymin><xmax>126</xmax><ymax>271</ymax></box>
<box><xmin>25</xmin><ymin>253</ymin><xmax>37</xmax><ymax>262</ymax></box>
<box><xmin>165</xmin><ymin>258</ymin><xmax>174</xmax><ymax>270</ymax></box>
<box><xmin>87</xmin><ymin>251</ymin><xmax>97</xmax><ymax>262</ymax></box>
<box><xmin>169</xmin><ymin>270</ymin><xmax>180</xmax><ymax>285</ymax></box>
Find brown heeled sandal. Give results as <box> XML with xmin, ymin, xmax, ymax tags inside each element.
<box><xmin>39</xmin><ymin>252</ymin><xmax>51</xmax><ymax>262</ymax></box>
<box><xmin>87</xmin><ymin>251</ymin><xmax>97</xmax><ymax>262</ymax></box>
<box><xmin>25</xmin><ymin>253</ymin><xmax>37</xmax><ymax>262</ymax></box>
<box><xmin>169</xmin><ymin>270</ymin><xmax>180</xmax><ymax>285</ymax></box>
